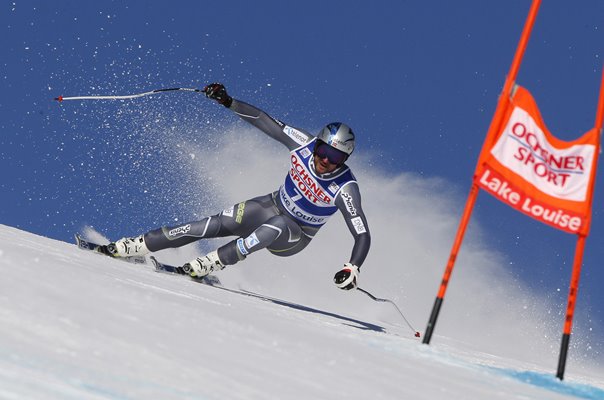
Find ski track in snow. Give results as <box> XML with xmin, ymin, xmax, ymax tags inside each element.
<box><xmin>0</xmin><ymin>224</ymin><xmax>603</xmax><ymax>400</ymax></box>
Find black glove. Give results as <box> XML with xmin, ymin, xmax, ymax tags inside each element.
<box><xmin>333</xmin><ymin>263</ymin><xmax>359</xmax><ymax>290</ymax></box>
<box><xmin>203</xmin><ymin>83</ymin><xmax>233</xmax><ymax>108</ymax></box>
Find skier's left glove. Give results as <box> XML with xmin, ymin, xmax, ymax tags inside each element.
<box><xmin>203</xmin><ymin>83</ymin><xmax>233</xmax><ymax>108</ymax></box>
<box><xmin>334</xmin><ymin>263</ymin><xmax>359</xmax><ymax>290</ymax></box>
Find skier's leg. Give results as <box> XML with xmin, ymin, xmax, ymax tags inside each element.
<box><xmin>110</xmin><ymin>194</ymin><xmax>279</xmax><ymax>258</ymax></box>
<box><xmin>184</xmin><ymin>215</ymin><xmax>301</xmax><ymax>278</ymax></box>
<box><xmin>144</xmin><ymin>194</ymin><xmax>280</xmax><ymax>250</ymax></box>
<box><xmin>108</xmin><ymin>216</ymin><xmax>225</xmax><ymax>257</ymax></box>
<box><xmin>143</xmin><ymin>215</ymin><xmax>228</xmax><ymax>251</ymax></box>
<box><xmin>214</xmin><ymin>213</ymin><xmax>311</xmax><ymax>266</ymax></box>
<box><xmin>183</xmin><ymin>192</ymin><xmax>319</xmax><ymax>277</ymax></box>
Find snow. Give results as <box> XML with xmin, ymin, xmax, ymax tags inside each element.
<box><xmin>0</xmin><ymin>224</ymin><xmax>603</xmax><ymax>399</ymax></box>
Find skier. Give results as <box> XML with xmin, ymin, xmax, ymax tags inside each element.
<box><xmin>105</xmin><ymin>83</ymin><xmax>371</xmax><ymax>290</ymax></box>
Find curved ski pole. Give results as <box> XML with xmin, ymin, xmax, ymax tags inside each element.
<box><xmin>54</xmin><ymin>87</ymin><xmax>205</xmax><ymax>102</ymax></box>
<box><xmin>357</xmin><ymin>287</ymin><xmax>420</xmax><ymax>338</ymax></box>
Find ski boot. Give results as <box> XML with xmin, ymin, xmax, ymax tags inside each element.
<box><xmin>182</xmin><ymin>250</ymin><xmax>225</xmax><ymax>278</ymax></box>
<box><xmin>106</xmin><ymin>235</ymin><xmax>150</xmax><ymax>258</ymax></box>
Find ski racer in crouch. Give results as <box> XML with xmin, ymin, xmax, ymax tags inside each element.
<box><xmin>105</xmin><ymin>83</ymin><xmax>371</xmax><ymax>290</ymax></box>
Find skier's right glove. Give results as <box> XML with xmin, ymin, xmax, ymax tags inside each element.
<box><xmin>203</xmin><ymin>83</ymin><xmax>233</xmax><ymax>108</ymax></box>
<box><xmin>333</xmin><ymin>263</ymin><xmax>359</xmax><ymax>290</ymax></box>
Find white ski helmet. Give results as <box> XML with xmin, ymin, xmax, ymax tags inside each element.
<box><xmin>316</xmin><ymin>122</ymin><xmax>355</xmax><ymax>156</ymax></box>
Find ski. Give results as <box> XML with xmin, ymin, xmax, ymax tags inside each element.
<box><xmin>74</xmin><ymin>234</ymin><xmax>146</xmax><ymax>265</ymax></box>
<box><xmin>150</xmin><ymin>256</ymin><xmax>222</xmax><ymax>286</ymax></box>
<box><xmin>73</xmin><ymin>234</ymin><xmax>221</xmax><ymax>285</ymax></box>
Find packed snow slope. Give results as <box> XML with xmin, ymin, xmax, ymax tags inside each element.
<box><xmin>0</xmin><ymin>224</ymin><xmax>603</xmax><ymax>400</ymax></box>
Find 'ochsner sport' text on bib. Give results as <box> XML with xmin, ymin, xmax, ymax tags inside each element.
<box><xmin>279</xmin><ymin>139</ymin><xmax>356</xmax><ymax>226</ymax></box>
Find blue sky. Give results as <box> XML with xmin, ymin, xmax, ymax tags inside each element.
<box><xmin>1</xmin><ymin>1</ymin><xmax>603</xmax><ymax>359</ymax></box>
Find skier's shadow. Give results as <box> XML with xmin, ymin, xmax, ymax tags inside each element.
<box><xmin>214</xmin><ymin>285</ymin><xmax>386</xmax><ymax>333</ymax></box>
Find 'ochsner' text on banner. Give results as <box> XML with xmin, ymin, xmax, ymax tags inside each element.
<box><xmin>490</xmin><ymin>107</ymin><xmax>595</xmax><ymax>202</ymax></box>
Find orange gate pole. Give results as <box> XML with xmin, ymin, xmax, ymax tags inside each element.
<box><xmin>556</xmin><ymin>67</ymin><xmax>604</xmax><ymax>380</ymax></box>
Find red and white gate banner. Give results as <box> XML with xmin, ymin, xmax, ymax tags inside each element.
<box><xmin>475</xmin><ymin>86</ymin><xmax>599</xmax><ymax>235</ymax></box>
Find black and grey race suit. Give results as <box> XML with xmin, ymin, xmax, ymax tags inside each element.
<box><xmin>143</xmin><ymin>99</ymin><xmax>371</xmax><ymax>268</ymax></box>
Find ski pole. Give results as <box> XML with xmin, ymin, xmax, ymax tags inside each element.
<box><xmin>357</xmin><ymin>287</ymin><xmax>420</xmax><ymax>338</ymax></box>
<box><xmin>54</xmin><ymin>87</ymin><xmax>204</xmax><ymax>102</ymax></box>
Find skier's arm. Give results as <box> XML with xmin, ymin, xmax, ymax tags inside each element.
<box><xmin>204</xmin><ymin>83</ymin><xmax>312</xmax><ymax>150</ymax></box>
<box><xmin>335</xmin><ymin>182</ymin><xmax>371</xmax><ymax>268</ymax></box>
<box><xmin>229</xmin><ymin>99</ymin><xmax>313</xmax><ymax>150</ymax></box>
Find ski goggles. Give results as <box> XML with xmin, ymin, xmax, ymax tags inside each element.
<box><xmin>314</xmin><ymin>142</ymin><xmax>348</xmax><ymax>165</ymax></box>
